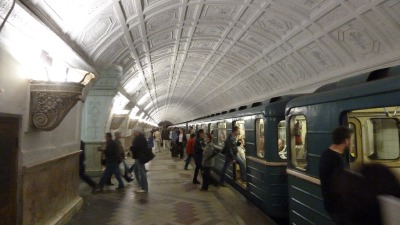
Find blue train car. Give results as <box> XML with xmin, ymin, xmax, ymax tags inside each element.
<box><xmin>188</xmin><ymin>95</ymin><xmax>299</xmax><ymax>219</ymax></box>
<box><xmin>285</xmin><ymin>67</ymin><xmax>400</xmax><ymax>225</ymax></box>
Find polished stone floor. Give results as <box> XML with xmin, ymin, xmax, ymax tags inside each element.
<box><xmin>68</xmin><ymin>150</ymin><xmax>278</xmax><ymax>225</ymax></box>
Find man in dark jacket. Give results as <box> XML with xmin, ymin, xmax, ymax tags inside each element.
<box><xmin>97</xmin><ymin>133</ymin><xmax>124</xmax><ymax>190</ymax></box>
<box><xmin>162</xmin><ymin>127</ymin><xmax>171</xmax><ymax>151</ymax></box>
<box><xmin>192</xmin><ymin>129</ymin><xmax>205</xmax><ymax>184</ymax></box>
<box><xmin>130</xmin><ymin>127</ymin><xmax>149</xmax><ymax>192</ymax></box>
<box><xmin>219</xmin><ymin>126</ymin><xmax>246</xmax><ymax>186</ymax></box>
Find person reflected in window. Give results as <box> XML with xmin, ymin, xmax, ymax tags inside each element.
<box><xmin>278</xmin><ymin>138</ymin><xmax>287</xmax><ymax>159</ymax></box>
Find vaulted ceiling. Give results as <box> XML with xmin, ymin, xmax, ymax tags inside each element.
<box><xmin>2</xmin><ymin>0</ymin><xmax>400</xmax><ymax>124</ymax></box>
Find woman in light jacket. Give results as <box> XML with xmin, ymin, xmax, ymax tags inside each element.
<box><xmin>200</xmin><ymin>133</ymin><xmax>218</xmax><ymax>191</ymax></box>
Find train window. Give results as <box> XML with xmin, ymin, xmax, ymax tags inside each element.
<box><xmin>209</xmin><ymin>123</ymin><xmax>215</xmax><ymax>136</ymax></box>
<box><xmin>218</xmin><ymin>122</ymin><xmax>227</xmax><ymax>146</ymax></box>
<box><xmin>256</xmin><ymin>119</ymin><xmax>265</xmax><ymax>158</ymax></box>
<box><xmin>290</xmin><ymin>115</ymin><xmax>307</xmax><ymax>170</ymax></box>
<box><xmin>278</xmin><ymin>120</ymin><xmax>287</xmax><ymax>159</ymax></box>
<box><xmin>200</xmin><ymin>123</ymin><xmax>207</xmax><ymax>133</ymax></box>
<box><xmin>234</xmin><ymin>120</ymin><xmax>246</xmax><ymax>141</ymax></box>
<box><xmin>368</xmin><ymin>118</ymin><xmax>400</xmax><ymax>160</ymax></box>
<box><xmin>349</xmin><ymin>123</ymin><xmax>357</xmax><ymax>160</ymax></box>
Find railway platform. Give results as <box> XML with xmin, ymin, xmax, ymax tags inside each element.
<box><xmin>68</xmin><ymin>150</ymin><xmax>278</xmax><ymax>225</ymax></box>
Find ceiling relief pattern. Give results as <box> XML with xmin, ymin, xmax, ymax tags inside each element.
<box><xmin>12</xmin><ymin>0</ymin><xmax>400</xmax><ymax>124</ymax></box>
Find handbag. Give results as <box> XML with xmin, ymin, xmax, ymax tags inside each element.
<box><xmin>140</xmin><ymin>149</ymin><xmax>155</xmax><ymax>164</ymax></box>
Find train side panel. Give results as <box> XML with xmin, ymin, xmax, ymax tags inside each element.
<box><xmin>286</xmin><ymin>73</ymin><xmax>400</xmax><ymax>225</ymax></box>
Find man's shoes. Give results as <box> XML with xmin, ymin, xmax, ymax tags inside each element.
<box><xmin>184</xmin><ymin>167</ymin><xmax>188</xmax><ymax>170</ymax></box>
<box><xmin>134</xmin><ymin>189</ymin><xmax>147</xmax><ymax>193</ymax></box>
<box><xmin>91</xmin><ymin>185</ymin><xmax>102</xmax><ymax>193</ymax></box>
<box><xmin>193</xmin><ymin>180</ymin><xmax>201</xmax><ymax>184</ymax></box>
<box><xmin>116</xmin><ymin>187</ymin><xmax>124</xmax><ymax>190</ymax></box>
<box><xmin>124</xmin><ymin>174</ymin><xmax>134</xmax><ymax>182</ymax></box>
<box><xmin>199</xmin><ymin>188</ymin><xmax>208</xmax><ymax>191</ymax></box>
<box><xmin>105</xmin><ymin>182</ymin><xmax>114</xmax><ymax>186</ymax></box>
<box><xmin>220</xmin><ymin>184</ymin><xmax>227</xmax><ymax>187</ymax></box>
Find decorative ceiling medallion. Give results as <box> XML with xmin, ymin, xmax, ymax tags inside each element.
<box><xmin>30</xmin><ymin>82</ymin><xmax>85</xmax><ymax>131</ymax></box>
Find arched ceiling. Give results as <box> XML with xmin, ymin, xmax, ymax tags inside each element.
<box><xmin>3</xmin><ymin>0</ymin><xmax>400</xmax><ymax>124</ymax></box>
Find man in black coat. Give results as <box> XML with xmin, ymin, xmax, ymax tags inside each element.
<box><xmin>130</xmin><ymin>127</ymin><xmax>150</xmax><ymax>192</ymax></box>
<box><xmin>97</xmin><ymin>133</ymin><xmax>124</xmax><ymax>190</ymax></box>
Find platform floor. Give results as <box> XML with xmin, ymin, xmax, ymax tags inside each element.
<box><xmin>68</xmin><ymin>150</ymin><xmax>278</xmax><ymax>225</ymax></box>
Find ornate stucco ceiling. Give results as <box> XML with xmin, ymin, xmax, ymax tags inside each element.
<box><xmin>2</xmin><ymin>0</ymin><xmax>400</xmax><ymax>124</ymax></box>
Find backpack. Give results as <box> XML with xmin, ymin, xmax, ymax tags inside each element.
<box><xmin>221</xmin><ymin>138</ymin><xmax>229</xmax><ymax>154</ymax></box>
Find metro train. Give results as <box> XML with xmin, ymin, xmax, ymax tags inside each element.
<box><xmin>173</xmin><ymin>65</ymin><xmax>400</xmax><ymax>224</ymax></box>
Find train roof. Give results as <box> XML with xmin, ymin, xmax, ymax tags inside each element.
<box><xmin>286</xmin><ymin>66</ymin><xmax>400</xmax><ymax>113</ymax></box>
<box><xmin>187</xmin><ymin>95</ymin><xmax>300</xmax><ymax>124</ymax></box>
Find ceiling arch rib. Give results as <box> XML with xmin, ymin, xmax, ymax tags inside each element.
<box><xmin>18</xmin><ymin>0</ymin><xmax>400</xmax><ymax>125</ymax></box>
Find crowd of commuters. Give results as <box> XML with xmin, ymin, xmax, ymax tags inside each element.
<box><xmin>80</xmin><ymin>124</ymin><xmax>400</xmax><ymax>225</ymax></box>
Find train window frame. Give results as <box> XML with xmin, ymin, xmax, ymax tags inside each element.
<box><xmin>368</xmin><ymin>118</ymin><xmax>400</xmax><ymax>160</ymax></box>
<box><xmin>348</xmin><ymin>122</ymin><xmax>357</xmax><ymax>162</ymax></box>
<box><xmin>255</xmin><ymin>118</ymin><xmax>265</xmax><ymax>158</ymax></box>
<box><xmin>200</xmin><ymin>123</ymin><xmax>207</xmax><ymax>133</ymax></box>
<box><xmin>233</xmin><ymin>120</ymin><xmax>246</xmax><ymax>141</ymax></box>
<box><xmin>278</xmin><ymin>120</ymin><xmax>287</xmax><ymax>159</ymax></box>
<box><xmin>290</xmin><ymin>115</ymin><xmax>307</xmax><ymax>171</ymax></box>
<box><xmin>209</xmin><ymin>123</ymin><xmax>215</xmax><ymax>136</ymax></box>
<box><xmin>217</xmin><ymin>122</ymin><xmax>227</xmax><ymax>147</ymax></box>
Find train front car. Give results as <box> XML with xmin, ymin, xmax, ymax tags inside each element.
<box><xmin>285</xmin><ymin>66</ymin><xmax>400</xmax><ymax>225</ymax></box>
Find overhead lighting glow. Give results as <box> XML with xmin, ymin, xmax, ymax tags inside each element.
<box><xmin>129</xmin><ymin>106</ymin><xmax>140</xmax><ymax>119</ymax></box>
<box><xmin>137</xmin><ymin>93</ymin><xmax>149</xmax><ymax>106</ymax></box>
<box><xmin>144</xmin><ymin>102</ymin><xmax>153</xmax><ymax>110</ymax></box>
<box><xmin>112</xmin><ymin>92</ymin><xmax>130</xmax><ymax>114</ymax></box>
<box><xmin>123</xmin><ymin>75</ymin><xmax>141</xmax><ymax>94</ymax></box>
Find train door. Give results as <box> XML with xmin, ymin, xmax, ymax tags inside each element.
<box><xmin>0</xmin><ymin>116</ymin><xmax>19</xmax><ymax>225</ymax></box>
<box><xmin>233</xmin><ymin>120</ymin><xmax>246</xmax><ymax>186</ymax></box>
<box><xmin>348</xmin><ymin>118</ymin><xmax>363</xmax><ymax>170</ymax></box>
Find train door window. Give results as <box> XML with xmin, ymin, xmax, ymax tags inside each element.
<box><xmin>290</xmin><ymin>115</ymin><xmax>307</xmax><ymax>170</ymax></box>
<box><xmin>278</xmin><ymin>120</ymin><xmax>287</xmax><ymax>159</ymax></box>
<box><xmin>218</xmin><ymin>122</ymin><xmax>227</xmax><ymax>146</ymax></box>
<box><xmin>200</xmin><ymin>123</ymin><xmax>207</xmax><ymax>133</ymax></box>
<box><xmin>209</xmin><ymin>123</ymin><xmax>215</xmax><ymax>136</ymax></box>
<box><xmin>348</xmin><ymin>120</ymin><xmax>364</xmax><ymax>170</ymax></box>
<box><xmin>234</xmin><ymin>120</ymin><xmax>246</xmax><ymax>141</ymax></box>
<box><xmin>256</xmin><ymin>119</ymin><xmax>265</xmax><ymax>158</ymax></box>
<box><xmin>368</xmin><ymin>118</ymin><xmax>400</xmax><ymax>160</ymax></box>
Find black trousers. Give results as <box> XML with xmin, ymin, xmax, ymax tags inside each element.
<box><xmin>193</xmin><ymin>155</ymin><xmax>203</xmax><ymax>182</ymax></box>
<box><xmin>201</xmin><ymin>167</ymin><xmax>211</xmax><ymax>190</ymax></box>
<box><xmin>79</xmin><ymin>165</ymin><xmax>97</xmax><ymax>188</ymax></box>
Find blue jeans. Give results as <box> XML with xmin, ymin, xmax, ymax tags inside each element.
<box><xmin>184</xmin><ymin>154</ymin><xmax>193</xmax><ymax>169</ymax></box>
<box><xmin>99</xmin><ymin>163</ymin><xmax>124</xmax><ymax>188</ymax></box>
<box><xmin>134</xmin><ymin>159</ymin><xmax>148</xmax><ymax>191</ymax></box>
